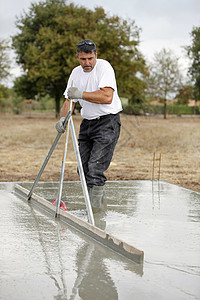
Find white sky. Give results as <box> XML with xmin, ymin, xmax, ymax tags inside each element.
<box><xmin>0</xmin><ymin>0</ymin><xmax>200</xmax><ymax>86</ymax></box>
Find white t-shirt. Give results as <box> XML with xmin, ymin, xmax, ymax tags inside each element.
<box><xmin>63</xmin><ymin>59</ymin><xmax>122</xmax><ymax>120</ymax></box>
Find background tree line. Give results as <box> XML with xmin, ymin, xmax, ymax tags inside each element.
<box><xmin>0</xmin><ymin>0</ymin><xmax>200</xmax><ymax>118</ymax></box>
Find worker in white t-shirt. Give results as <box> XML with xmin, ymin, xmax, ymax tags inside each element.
<box><xmin>56</xmin><ymin>40</ymin><xmax>122</xmax><ymax>212</ymax></box>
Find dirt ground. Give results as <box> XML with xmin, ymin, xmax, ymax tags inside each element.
<box><xmin>0</xmin><ymin>112</ymin><xmax>199</xmax><ymax>192</ymax></box>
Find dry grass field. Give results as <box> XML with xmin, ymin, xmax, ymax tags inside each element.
<box><xmin>0</xmin><ymin>112</ymin><xmax>199</xmax><ymax>192</ymax></box>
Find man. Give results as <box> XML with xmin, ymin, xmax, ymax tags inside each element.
<box><xmin>56</xmin><ymin>39</ymin><xmax>122</xmax><ymax>212</ymax></box>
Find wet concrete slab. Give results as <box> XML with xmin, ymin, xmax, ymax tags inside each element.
<box><xmin>0</xmin><ymin>180</ymin><xmax>200</xmax><ymax>299</ymax></box>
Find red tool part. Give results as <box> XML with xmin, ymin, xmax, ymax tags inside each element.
<box><xmin>52</xmin><ymin>199</ymin><xmax>67</xmax><ymax>211</ymax></box>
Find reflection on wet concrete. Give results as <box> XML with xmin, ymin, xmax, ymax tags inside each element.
<box><xmin>0</xmin><ymin>181</ymin><xmax>200</xmax><ymax>299</ymax></box>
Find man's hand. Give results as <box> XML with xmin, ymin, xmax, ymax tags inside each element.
<box><xmin>55</xmin><ymin>117</ymin><xmax>66</xmax><ymax>133</ymax></box>
<box><xmin>67</xmin><ymin>87</ymin><xmax>83</xmax><ymax>99</ymax></box>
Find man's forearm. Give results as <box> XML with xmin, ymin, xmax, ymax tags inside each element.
<box><xmin>82</xmin><ymin>87</ymin><xmax>113</xmax><ymax>104</ymax></box>
<box><xmin>67</xmin><ymin>86</ymin><xmax>114</xmax><ymax>104</ymax></box>
<box><xmin>61</xmin><ymin>100</ymin><xmax>75</xmax><ymax>117</ymax></box>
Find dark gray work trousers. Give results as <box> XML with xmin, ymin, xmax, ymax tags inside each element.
<box><xmin>78</xmin><ymin>113</ymin><xmax>121</xmax><ymax>187</ymax></box>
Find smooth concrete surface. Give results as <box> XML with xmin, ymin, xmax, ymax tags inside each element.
<box><xmin>14</xmin><ymin>184</ymin><xmax>144</xmax><ymax>263</ymax></box>
<box><xmin>0</xmin><ymin>180</ymin><xmax>200</xmax><ymax>300</ymax></box>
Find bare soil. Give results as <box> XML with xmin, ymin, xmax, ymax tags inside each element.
<box><xmin>0</xmin><ymin>112</ymin><xmax>199</xmax><ymax>192</ymax></box>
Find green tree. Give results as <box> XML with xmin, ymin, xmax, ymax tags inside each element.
<box><xmin>143</xmin><ymin>66</ymin><xmax>157</xmax><ymax>103</ymax></box>
<box><xmin>0</xmin><ymin>85</ymin><xmax>10</xmax><ymax>112</ymax></box>
<box><xmin>13</xmin><ymin>75</ymin><xmax>38</xmax><ymax>99</ymax></box>
<box><xmin>146</xmin><ymin>48</ymin><xmax>182</xmax><ymax>119</ymax></box>
<box><xmin>12</xmin><ymin>0</ymin><xmax>146</xmax><ymax>117</ymax></box>
<box><xmin>0</xmin><ymin>39</ymin><xmax>11</xmax><ymax>100</ymax></box>
<box><xmin>0</xmin><ymin>39</ymin><xmax>11</xmax><ymax>83</ymax></box>
<box><xmin>186</xmin><ymin>26</ymin><xmax>200</xmax><ymax>101</ymax></box>
<box><xmin>176</xmin><ymin>84</ymin><xmax>193</xmax><ymax>104</ymax></box>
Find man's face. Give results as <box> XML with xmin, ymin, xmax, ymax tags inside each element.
<box><xmin>77</xmin><ymin>51</ymin><xmax>97</xmax><ymax>72</ymax></box>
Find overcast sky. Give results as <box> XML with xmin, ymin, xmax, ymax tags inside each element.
<box><xmin>0</xmin><ymin>0</ymin><xmax>200</xmax><ymax>86</ymax></box>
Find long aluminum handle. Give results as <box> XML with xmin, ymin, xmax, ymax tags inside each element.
<box><xmin>27</xmin><ymin>111</ymin><xmax>71</xmax><ymax>200</ymax></box>
<box><xmin>70</xmin><ymin>117</ymin><xmax>95</xmax><ymax>225</ymax></box>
